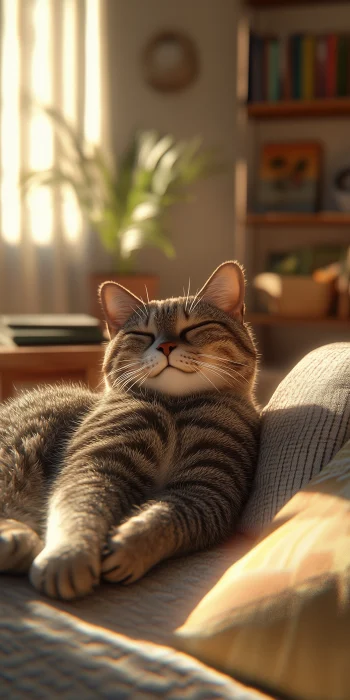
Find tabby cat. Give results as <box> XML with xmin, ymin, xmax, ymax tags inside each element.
<box><xmin>0</xmin><ymin>261</ymin><xmax>260</xmax><ymax>600</ymax></box>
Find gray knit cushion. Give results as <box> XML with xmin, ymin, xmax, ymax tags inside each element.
<box><xmin>239</xmin><ymin>342</ymin><xmax>350</xmax><ymax>535</ymax></box>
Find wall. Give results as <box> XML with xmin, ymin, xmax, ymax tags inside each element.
<box><xmin>99</xmin><ymin>0</ymin><xmax>240</xmax><ymax>299</ymax></box>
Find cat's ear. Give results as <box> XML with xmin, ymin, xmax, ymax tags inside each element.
<box><xmin>198</xmin><ymin>261</ymin><xmax>245</xmax><ymax>321</ymax></box>
<box><xmin>99</xmin><ymin>282</ymin><xmax>144</xmax><ymax>337</ymax></box>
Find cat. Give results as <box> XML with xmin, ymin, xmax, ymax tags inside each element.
<box><xmin>0</xmin><ymin>261</ymin><xmax>260</xmax><ymax>600</ymax></box>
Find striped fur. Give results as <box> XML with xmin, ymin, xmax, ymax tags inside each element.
<box><xmin>0</xmin><ymin>262</ymin><xmax>260</xmax><ymax>599</ymax></box>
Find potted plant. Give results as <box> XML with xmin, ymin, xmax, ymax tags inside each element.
<box><xmin>20</xmin><ymin>106</ymin><xmax>223</xmax><ymax>317</ymax></box>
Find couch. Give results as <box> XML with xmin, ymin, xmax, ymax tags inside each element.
<box><xmin>1</xmin><ymin>343</ymin><xmax>349</xmax><ymax>700</ymax></box>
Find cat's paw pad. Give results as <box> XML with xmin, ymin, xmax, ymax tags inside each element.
<box><xmin>101</xmin><ymin>531</ymin><xmax>149</xmax><ymax>584</ymax></box>
<box><xmin>30</xmin><ymin>544</ymin><xmax>100</xmax><ymax>600</ymax></box>
<box><xmin>0</xmin><ymin>519</ymin><xmax>43</xmax><ymax>573</ymax></box>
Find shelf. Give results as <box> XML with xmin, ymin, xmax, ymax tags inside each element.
<box><xmin>247</xmin><ymin>98</ymin><xmax>350</xmax><ymax>119</ymax></box>
<box><xmin>246</xmin><ymin>212</ymin><xmax>350</xmax><ymax>227</ymax></box>
<box><xmin>247</xmin><ymin>0</ymin><xmax>350</xmax><ymax>7</ymax></box>
<box><xmin>247</xmin><ymin>313</ymin><xmax>350</xmax><ymax>327</ymax></box>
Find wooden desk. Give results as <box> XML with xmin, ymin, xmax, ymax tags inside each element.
<box><xmin>0</xmin><ymin>344</ymin><xmax>105</xmax><ymax>401</ymax></box>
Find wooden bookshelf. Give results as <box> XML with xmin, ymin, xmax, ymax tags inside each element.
<box><xmin>248</xmin><ymin>0</ymin><xmax>350</xmax><ymax>7</ymax></box>
<box><xmin>247</xmin><ymin>98</ymin><xmax>350</xmax><ymax>119</ymax></box>
<box><xmin>247</xmin><ymin>312</ymin><xmax>350</xmax><ymax>327</ymax></box>
<box><xmin>246</xmin><ymin>212</ymin><xmax>350</xmax><ymax>227</ymax></box>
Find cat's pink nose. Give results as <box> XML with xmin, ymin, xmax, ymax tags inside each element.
<box><xmin>157</xmin><ymin>342</ymin><xmax>177</xmax><ymax>357</ymax></box>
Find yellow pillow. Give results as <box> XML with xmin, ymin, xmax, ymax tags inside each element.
<box><xmin>176</xmin><ymin>440</ymin><xmax>350</xmax><ymax>700</ymax></box>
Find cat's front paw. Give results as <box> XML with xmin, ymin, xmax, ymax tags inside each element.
<box><xmin>0</xmin><ymin>519</ymin><xmax>43</xmax><ymax>573</ymax></box>
<box><xmin>30</xmin><ymin>543</ymin><xmax>101</xmax><ymax>600</ymax></box>
<box><xmin>101</xmin><ymin>527</ymin><xmax>153</xmax><ymax>585</ymax></box>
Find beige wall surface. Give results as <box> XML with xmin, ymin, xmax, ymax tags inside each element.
<box><xmin>96</xmin><ymin>0</ymin><xmax>240</xmax><ymax>300</ymax></box>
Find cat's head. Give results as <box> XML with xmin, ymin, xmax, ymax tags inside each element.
<box><xmin>99</xmin><ymin>261</ymin><xmax>257</xmax><ymax>398</ymax></box>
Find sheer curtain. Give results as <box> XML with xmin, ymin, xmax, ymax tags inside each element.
<box><xmin>0</xmin><ymin>0</ymin><xmax>110</xmax><ymax>314</ymax></box>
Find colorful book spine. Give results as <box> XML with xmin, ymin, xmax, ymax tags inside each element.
<box><xmin>291</xmin><ymin>34</ymin><xmax>303</xmax><ymax>99</ymax></box>
<box><xmin>302</xmin><ymin>35</ymin><xmax>315</xmax><ymax>99</ymax></box>
<box><xmin>315</xmin><ymin>36</ymin><xmax>327</xmax><ymax>98</ymax></box>
<box><xmin>337</xmin><ymin>35</ymin><xmax>348</xmax><ymax>97</ymax></box>
<box><xmin>280</xmin><ymin>35</ymin><xmax>292</xmax><ymax>100</ymax></box>
<box><xmin>326</xmin><ymin>34</ymin><xmax>337</xmax><ymax>98</ymax></box>
<box><xmin>267</xmin><ymin>37</ymin><xmax>280</xmax><ymax>101</ymax></box>
<box><xmin>248</xmin><ymin>33</ymin><xmax>264</xmax><ymax>102</ymax></box>
<box><xmin>263</xmin><ymin>37</ymin><xmax>270</xmax><ymax>100</ymax></box>
<box><xmin>248</xmin><ymin>31</ymin><xmax>350</xmax><ymax>103</ymax></box>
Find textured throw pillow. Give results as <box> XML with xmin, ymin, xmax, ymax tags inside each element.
<box><xmin>175</xmin><ymin>440</ymin><xmax>350</xmax><ymax>700</ymax></box>
<box><xmin>239</xmin><ymin>342</ymin><xmax>350</xmax><ymax>535</ymax></box>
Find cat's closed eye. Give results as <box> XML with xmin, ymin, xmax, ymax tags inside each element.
<box><xmin>180</xmin><ymin>320</ymin><xmax>227</xmax><ymax>342</ymax></box>
<box><xmin>124</xmin><ymin>331</ymin><xmax>155</xmax><ymax>341</ymax></box>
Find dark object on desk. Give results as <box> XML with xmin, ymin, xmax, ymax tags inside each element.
<box><xmin>0</xmin><ymin>315</ymin><xmax>104</xmax><ymax>346</ymax></box>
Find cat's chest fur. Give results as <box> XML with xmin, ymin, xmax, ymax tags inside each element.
<box><xmin>152</xmin><ymin>390</ymin><xmax>257</xmax><ymax>486</ymax></box>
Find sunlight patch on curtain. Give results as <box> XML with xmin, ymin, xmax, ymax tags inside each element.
<box><xmin>1</xmin><ymin>0</ymin><xmax>21</xmax><ymax>245</ymax></box>
<box><xmin>28</xmin><ymin>0</ymin><xmax>54</xmax><ymax>245</ymax></box>
<box><xmin>0</xmin><ymin>0</ymin><xmax>102</xmax><ymax>250</ymax></box>
<box><xmin>0</xmin><ymin>0</ymin><xmax>107</xmax><ymax>314</ymax></box>
<box><xmin>62</xmin><ymin>0</ymin><xmax>82</xmax><ymax>244</ymax></box>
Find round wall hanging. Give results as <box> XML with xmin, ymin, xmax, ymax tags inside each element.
<box><xmin>142</xmin><ymin>31</ymin><xmax>199</xmax><ymax>93</ymax></box>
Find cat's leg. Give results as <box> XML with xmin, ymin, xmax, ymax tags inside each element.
<box><xmin>101</xmin><ymin>480</ymin><xmax>242</xmax><ymax>584</ymax></box>
<box><xmin>0</xmin><ymin>446</ymin><xmax>45</xmax><ymax>573</ymax></box>
<box><xmin>0</xmin><ymin>519</ymin><xmax>43</xmax><ymax>573</ymax></box>
<box><xmin>30</xmin><ymin>399</ymin><xmax>174</xmax><ymax>600</ymax></box>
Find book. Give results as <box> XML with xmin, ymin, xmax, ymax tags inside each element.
<box><xmin>326</xmin><ymin>34</ymin><xmax>338</xmax><ymax>98</ymax></box>
<box><xmin>262</xmin><ymin>36</ymin><xmax>269</xmax><ymax>101</ymax></box>
<box><xmin>291</xmin><ymin>34</ymin><xmax>303</xmax><ymax>99</ymax></box>
<box><xmin>280</xmin><ymin>35</ymin><xmax>292</xmax><ymax>100</ymax></box>
<box><xmin>248</xmin><ymin>30</ymin><xmax>350</xmax><ymax>105</ymax></box>
<box><xmin>0</xmin><ymin>314</ymin><xmax>104</xmax><ymax>346</ymax></box>
<box><xmin>267</xmin><ymin>37</ymin><xmax>280</xmax><ymax>101</ymax></box>
<box><xmin>315</xmin><ymin>36</ymin><xmax>327</xmax><ymax>98</ymax></box>
<box><xmin>337</xmin><ymin>35</ymin><xmax>348</xmax><ymax>97</ymax></box>
<box><xmin>302</xmin><ymin>35</ymin><xmax>315</xmax><ymax>100</ymax></box>
<box><xmin>248</xmin><ymin>34</ymin><xmax>264</xmax><ymax>102</ymax></box>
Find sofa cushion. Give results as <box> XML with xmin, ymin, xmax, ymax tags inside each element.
<box><xmin>175</xmin><ymin>439</ymin><xmax>350</xmax><ymax>700</ymax></box>
<box><xmin>239</xmin><ymin>342</ymin><xmax>350</xmax><ymax>534</ymax></box>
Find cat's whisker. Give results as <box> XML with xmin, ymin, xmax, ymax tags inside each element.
<box><xmin>185</xmin><ymin>278</ymin><xmax>191</xmax><ymax>313</ymax></box>
<box><xmin>191</xmin><ymin>358</ymin><xmax>249</xmax><ymax>385</ymax></box>
<box><xmin>131</xmin><ymin>305</ymin><xmax>149</xmax><ymax>323</ymax></box>
<box><xmin>197</xmin><ymin>362</ymin><xmax>235</xmax><ymax>387</ymax></box>
<box><xmin>198</xmin><ymin>368</ymin><xmax>220</xmax><ymax>392</ymax></box>
<box><xmin>139</xmin><ymin>297</ymin><xmax>148</xmax><ymax>315</ymax></box>
<box><xmin>127</xmin><ymin>369</ymin><xmax>151</xmax><ymax>392</ymax></box>
<box><xmin>199</xmin><ymin>353</ymin><xmax>246</xmax><ymax>366</ymax></box>
<box><xmin>114</xmin><ymin>366</ymin><xmax>146</xmax><ymax>391</ymax></box>
<box><xmin>93</xmin><ymin>372</ymin><xmax>110</xmax><ymax>392</ymax></box>
<box><xmin>189</xmin><ymin>294</ymin><xmax>203</xmax><ymax>314</ymax></box>
<box><xmin>116</xmin><ymin>361</ymin><xmax>141</xmax><ymax>371</ymax></box>
<box><xmin>204</xmin><ymin>363</ymin><xmax>249</xmax><ymax>385</ymax></box>
<box><xmin>117</xmin><ymin>367</ymin><xmax>145</xmax><ymax>386</ymax></box>
<box><xmin>136</xmin><ymin>369</ymin><xmax>152</xmax><ymax>389</ymax></box>
<box><xmin>130</xmin><ymin>307</ymin><xmax>143</xmax><ymax>322</ymax></box>
<box><xmin>144</xmin><ymin>285</ymin><xmax>150</xmax><ymax>305</ymax></box>
<box><xmin>189</xmin><ymin>357</ymin><xmax>231</xmax><ymax>384</ymax></box>
<box><xmin>188</xmin><ymin>287</ymin><xmax>200</xmax><ymax>313</ymax></box>
<box><xmin>110</xmin><ymin>363</ymin><xmax>141</xmax><ymax>385</ymax></box>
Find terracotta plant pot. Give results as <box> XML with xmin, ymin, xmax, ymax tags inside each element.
<box><xmin>89</xmin><ymin>273</ymin><xmax>160</xmax><ymax>322</ymax></box>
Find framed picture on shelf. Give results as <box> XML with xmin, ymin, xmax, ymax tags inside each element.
<box><xmin>255</xmin><ymin>142</ymin><xmax>323</xmax><ymax>213</ymax></box>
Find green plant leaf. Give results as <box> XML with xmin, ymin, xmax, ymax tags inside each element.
<box><xmin>19</xmin><ymin>110</ymin><xmax>226</xmax><ymax>271</ymax></box>
<box><xmin>119</xmin><ymin>220</ymin><xmax>175</xmax><ymax>260</ymax></box>
<box><xmin>144</xmin><ymin>134</ymin><xmax>174</xmax><ymax>171</ymax></box>
<box><xmin>136</xmin><ymin>130</ymin><xmax>159</xmax><ymax>168</ymax></box>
